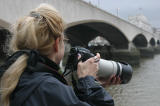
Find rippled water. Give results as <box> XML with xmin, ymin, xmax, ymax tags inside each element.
<box><xmin>106</xmin><ymin>54</ymin><xmax>160</xmax><ymax>106</ymax></box>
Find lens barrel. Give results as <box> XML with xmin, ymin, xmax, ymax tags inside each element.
<box><xmin>97</xmin><ymin>59</ymin><xmax>133</xmax><ymax>84</ymax></box>
<box><xmin>120</xmin><ymin>62</ymin><xmax>133</xmax><ymax>84</ymax></box>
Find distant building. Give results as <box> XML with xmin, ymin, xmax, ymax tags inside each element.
<box><xmin>153</xmin><ymin>27</ymin><xmax>160</xmax><ymax>40</ymax></box>
<box><xmin>128</xmin><ymin>14</ymin><xmax>160</xmax><ymax>42</ymax></box>
<box><xmin>88</xmin><ymin>36</ymin><xmax>110</xmax><ymax>46</ymax></box>
<box><xmin>128</xmin><ymin>14</ymin><xmax>153</xmax><ymax>33</ymax></box>
<box><xmin>153</xmin><ymin>28</ymin><xmax>160</xmax><ymax>34</ymax></box>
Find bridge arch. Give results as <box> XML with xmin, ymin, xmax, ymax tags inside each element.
<box><xmin>132</xmin><ymin>34</ymin><xmax>148</xmax><ymax>47</ymax></box>
<box><xmin>0</xmin><ymin>27</ymin><xmax>11</xmax><ymax>62</ymax></box>
<box><xmin>65</xmin><ymin>20</ymin><xmax>129</xmax><ymax>49</ymax></box>
<box><xmin>150</xmin><ymin>37</ymin><xmax>156</xmax><ymax>46</ymax></box>
<box><xmin>157</xmin><ymin>40</ymin><xmax>160</xmax><ymax>45</ymax></box>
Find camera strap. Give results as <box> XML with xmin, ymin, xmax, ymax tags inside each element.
<box><xmin>63</xmin><ymin>57</ymin><xmax>83</xmax><ymax>76</ymax></box>
<box><xmin>71</xmin><ymin>72</ymin><xmax>80</xmax><ymax>98</ymax></box>
<box><xmin>63</xmin><ymin>61</ymin><xmax>80</xmax><ymax>98</ymax></box>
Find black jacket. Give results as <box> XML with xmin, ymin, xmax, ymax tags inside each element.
<box><xmin>1</xmin><ymin>51</ymin><xmax>114</xmax><ymax>106</ymax></box>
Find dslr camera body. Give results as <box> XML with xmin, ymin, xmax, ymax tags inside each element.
<box><xmin>64</xmin><ymin>46</ymin><xmax>133</xmax><ymax>84</ymax></box>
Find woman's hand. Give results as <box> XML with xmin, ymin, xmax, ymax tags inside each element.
<box><xmin>96</xmin><ymin>75</ymin><xmax>121</xmax><ymax>87</ymax></box>
<box><xmin>77</xmin><ymin>53</ymin><xmax>100</xmax><ymax>79</ymax></box>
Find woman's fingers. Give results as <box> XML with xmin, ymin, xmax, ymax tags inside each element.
<box><xmin>115</xmin><ymin>76</ymin><xmax>121</xmax><ymax>84</ymax></box>
<box><xmin>96</xmin><ymin>74</ymin><xmax>122</xmax><ymax>87</ymax></box>
<box><xmin>96</xmin><ymin>53</ymin><xmax>100</xmax><ymax>59</ymax></box>
<box><xmin>77</xmin><ymin>53</ymin><xmax>101</xmax><ymax>79</ymax></box>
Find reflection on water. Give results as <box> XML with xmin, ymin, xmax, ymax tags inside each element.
<box><xmin>106</xmin><ymin>54</ymin><xmax>160</xmax><ymax>106</ymax></box>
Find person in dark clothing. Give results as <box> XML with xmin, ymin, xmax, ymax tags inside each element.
<box><xmin>0</xmin><ymin>3</ymin><xmax>115</xmax><ymax>106</ymax></box>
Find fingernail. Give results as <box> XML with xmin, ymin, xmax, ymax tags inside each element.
<box><xmin>94</xmin><ymin>56</ymin><xmax>99</xmax><ymax>62</ymax></box>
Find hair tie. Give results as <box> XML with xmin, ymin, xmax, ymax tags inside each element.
<box><xmin>20</xmin><ymin>49</ymin><xmax>45</xmax><ymax>71</ymax></box>
<box><xmin>0</xmin><ymin>49</ymin><xmax>45</xmax><ymax>77</ymax></box>
<box><xmin>30</xmin><ymin>12</ymin><xmax>43</xmax><ymax>19</ymax></box>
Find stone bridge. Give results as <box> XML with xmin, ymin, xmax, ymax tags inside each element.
<box><xmin>0</xmin><ymin>0</ymin><xmax>159</xmax><ymax>65</ymax></box>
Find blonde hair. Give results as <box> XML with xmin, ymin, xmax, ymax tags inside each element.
<box><xmin>0</xmin><ymin>3</ymin><xmax>64</xmax><ymax>106</ymax></box>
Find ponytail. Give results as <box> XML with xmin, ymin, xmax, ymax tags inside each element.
<box><xmin>0</xmin><ymin>3</ymin><xmax>64</xmax><ymax>106</ymax></box>
<box><xmin>0</xmin><ymin>54</ymin><xmax>28</xmax><ymax>106</ymax></box>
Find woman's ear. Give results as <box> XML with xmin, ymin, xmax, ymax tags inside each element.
<box><xmin>54</xmin><ymin>37</ymin><xmax>60</xmax><ymax>52</ymax></box>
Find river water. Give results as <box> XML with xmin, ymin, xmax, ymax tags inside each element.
<box><xmin>106</xmin><ymin>54</ymin><xmax>160</xmax><ymax>106</ymax></box>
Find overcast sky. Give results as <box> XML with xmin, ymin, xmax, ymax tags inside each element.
<box><xmin>84</xmin><ymin>0</ymin><xmax>160</xmax><ymax>28</ymax></box>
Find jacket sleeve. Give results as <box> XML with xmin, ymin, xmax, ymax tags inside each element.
<box><xmin>76</xmin><ymin>76</ymin><xmax>114</xmax><ymax>106</ymax></box>
<box><xmin>24</xmin><ymin>76</ymin><xmax>114</xmax><ymax>106</ymax></box>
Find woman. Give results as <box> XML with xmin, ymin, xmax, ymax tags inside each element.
<box><xmin>0</xmin><ymin>4</ymin><xmax>114</xmax><ymax>106</ymax></box>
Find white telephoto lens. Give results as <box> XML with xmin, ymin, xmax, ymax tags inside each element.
<box><xmin>97</xmin><ymin>59</ymin><xmax>118</xmax><ymax>79</ymax></box>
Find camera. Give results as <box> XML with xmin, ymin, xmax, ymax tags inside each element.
<box><xmin>64</xmin><ymin>46</ymin><xmax>133</xmax><ymax>84</ymax></box>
